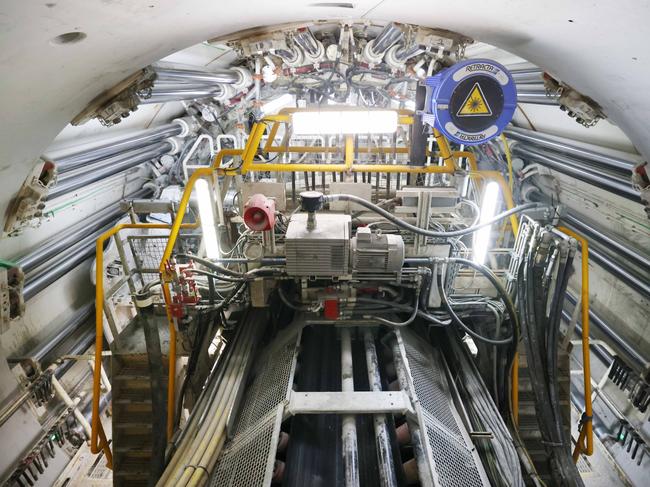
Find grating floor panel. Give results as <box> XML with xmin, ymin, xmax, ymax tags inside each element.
<box><xmin>399</xmin><ymin>329</ymin><xmax>488</xmax><ymax>487</ymax></box>
<box><xmin>210</xmin><ymin>408</ymin><xmax>281</xmax><ymax>487</ymax></box>
<box><xmin>234</xmin><ymin>332</ymin><xmax>299</xmax><ymax>435</ymax></box>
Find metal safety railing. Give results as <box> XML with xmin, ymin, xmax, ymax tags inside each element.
<box><xmin>90</xmin><ymin>108</ymin><xmax>542</xmax><ymax>466</ymax></box>
<box><xmin>90</xmin><ymin>222</ymin><xmax>199</xmax><ymax>467</ymax></box>
<box><xmin>557</xmin><ymin>226</ymin><xmax>594</xmax><ymax>458</ymax></box>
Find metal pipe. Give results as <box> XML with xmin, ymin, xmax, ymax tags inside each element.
<box><xmin>293</xmin><ymin>29</ymin><xmax>322</xmax><ymax>58</ymax></box>
<box><xmin>505</xmin><ymin>126</ymin><xmax>637</xmax><ymax>173</ymax></box>
<box><xmin>516</xmin><ymin>91</ymin><xmax>558</xmax><ymax>105</ymax></box>
<box><xmin>372</xmin><ymin>23</ymin><xmax>404</xmax><ymax>56</ymax></box>
<box><xmin>363</xmin><ymin>331</ymin><xmax>398</xmax><ymax>487</ymax></box>
<box><xmin>48</xmin><ymin>141</ymin><xmax>172</xmax><ymax>200</ymax></box>
<box><xmin>340</xmin><ymin>328</ymin><xmax>360</xmax><ymax>487</ymax></box>
<box><xmin>513</xmin><ymin>145</ymin><xmax>640</xmax><ymax>201</ymax></box>
<box><xmin>24</xmin><ymin>219</ymin><xmax>114</xmax><ymax>280</ymax></box>
<box><xmin>519</xmin><ymin>144</ymin><xmax>630</xmax><ymax>183</ymax></box>
<box><xmin>153</xmin><ymin>66</ymin><xmax>241</xmax><ymax>85</ymax></box>
<box><xmin>17</xmin><ymin>204</ymin><xmax>123</xmax><ymax>272</ymax></box>
<box><xmin>565</xmin><ymin>292</ymin><xmax>647</xmax><ymax>369</ymax></box>
<box><xmin>562</xmin><ymin>213</ymin><xmax>650</xmax><ymax>273</ymax></box>
<box><xmin>149</xmin><ymin>88</ymin><xmax>223</xmax><ymax>98</ymax></box>
<box><xmin>23</xmin><ymin>188</ymin><xmax>150</xmax><ymax>299</ymax></box>
<box><xmin>23</xmin><ymin>239</ymin><xmax>95</xmax><ymax>301</ymax></box>
<box><xmin>510</xmin><ymin>71</ymin><xmax>543</xmax><ymax>84</ymax></box>
<box><xmin>588</xmin><ymin>245</ymin><xmax>650</xmax><ymax>299</ymax></box>
<box><xmin>394</xmin><ymin>44</ymin><xmax>423</xmax><ymax>62</ymax></box>
<box><xmin>11</xmin><ymin>303</ymin><xmax>93</xmax><ymax>364</ymax></box>
<box><xmin>50</xmin><ymin>124</ymin><xmax>181</xmax><ymax>172</ymax></box>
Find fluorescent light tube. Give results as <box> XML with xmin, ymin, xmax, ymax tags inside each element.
<box><xmin>261</xmin><ymin>93</ymin><xmax>295</xmax><ymax>116</ymax></box>
<box><xmin>195</xmin><ymin>178</ymin><xmax>220</xmax><ymax>259</ymax></box>
<box><xmin>472</xmin><ymin>181</ymin><xmax>501</xmax><ymax>265</ymax></box>
<box><xmin>292</xmin><ymin>110</ymin><xmax>398</xmax><ymax>135</ymax></box>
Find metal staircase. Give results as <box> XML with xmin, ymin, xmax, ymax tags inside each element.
<box><xmin>111</xmin><ymin>315</ymin><xmax>169</xmax><ymax>487</ymax></box>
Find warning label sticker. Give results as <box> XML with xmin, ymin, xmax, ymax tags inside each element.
<box><xmin>456</xmin><ymin>83</ymin><xmax>492</xmax><ymax>117</ymax></box>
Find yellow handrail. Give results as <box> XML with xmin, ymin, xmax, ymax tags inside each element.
<box><xmin>152</xmin><ymin>117</ymin><xmax>489</xmax><ymax>447</ymax></box>
<box><xmin>91</xmin><ymin>223</ymin><xmax>195</xmax><ymax>467</ymax></box>
<box><xmin>558</xmin><ymin>226</ymin><xmax>593</xmax><ymax>458</ymax></box>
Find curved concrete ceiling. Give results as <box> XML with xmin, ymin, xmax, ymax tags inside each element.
<box><xmin>0</xmin><ymin>0</ymin><xmax>647</xmax><ymax>216</ymax></box>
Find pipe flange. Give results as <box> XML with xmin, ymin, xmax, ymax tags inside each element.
<box><xmin>166</xmin><ymin>136</ymin><xmax>184</xmax><ymax>155</ymax></box>
<box><xmin>275</xmin><ymin>47</ymin><xmax>304</xmax><ymax>68</ymax></box>
<box><xmin>384</xmin><ymin>45</ymin><xmax>406</xmax><ymax>71</ymax></box>
<box><xmin>231</xmin><ymin>67</ymin><xmax>253</xmax><ymax>92</ymax></box>
<box><xmin>135</xmin><ymin>291</ymin><xmax>154</xmax><ymax>309</ymax></box>
<box><xmin>362</xmin><ymin>40</ymin><xmax>384</xmax><ymax>65</ymax></box>
<box><xmin>213</xmin><ymin>84</ymin><xmax>235</xmax><ymax>103</ymax></box>
<box><xmin>171</xmin><ymin>116</ymin><xmax>199</xmax><ymax>137</ymax></box>
<box><xmin>302</xmin><ymin>41</ymin><xmax>325</xmax><ymax>65</ymax></box>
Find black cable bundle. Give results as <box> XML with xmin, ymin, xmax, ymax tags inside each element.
<box><xmin>516</xmin><ymin>229</ymin><xmax>583</xmax><ymax>486</ymax></box>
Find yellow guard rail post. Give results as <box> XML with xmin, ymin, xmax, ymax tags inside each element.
<box><xmin>152</xmin><ymin>113</ymin><xmax>494</xmax><ymax>444</ymax></box>
<box><xmin>243</xmin><ymin>110</ymin><xmax>465</xmax><ymax>175</ymax></box>
<box><xmin>91</xmin><ymin>222</ymin><xmax>196</xmax><ymax>467</ymax></box>
<box><xmin>158</xmin><ymin>148</ymin><xmax>243</xmax><ymax>439</ymax></box>
<box><xmin>558</xmin><ymin>226</ymin><xmax>594</xmax><ymax>459</ymax></box>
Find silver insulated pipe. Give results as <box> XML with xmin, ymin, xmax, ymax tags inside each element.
<box><xmin>153</xmin><ymin>67</ymin><xmax>241</xmax><ymax>85</ymax></box>
<box><xmin>293</xmin><ymin>29</ymin><xmax>322</xmax><ymax>58</ymax></box>
<box><xmin>51</xmin><ymin>123</ymin><xmax>183</xmax><ymax>173</ymax></box>
<box><xmin>48</xmin><ymin>141</ymin><xmax>173</xmax><ymax>200</ymax></box>
<box><xmin>371</xmin><ymin>23</ymin><xmax>404</xmax><ymax>56</ymax></box>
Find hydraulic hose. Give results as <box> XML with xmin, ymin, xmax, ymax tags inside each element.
<box><xmin>325</xmin><ymin>194</ymin><xmax>540</xmax><ymax>237</ymax></box>
<box><xmin>355</xmin><ymin>297</ymin><xmax>451</xmax><ymax>326</ymax></box>
<box><xmin>439</xmin><ymin>258</ymin><xmax>519</xmax><ymax>345</ymax></box>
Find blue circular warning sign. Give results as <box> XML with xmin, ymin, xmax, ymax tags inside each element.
<box><xmin>422</xmin><ymin>59</ymin><xmax>517</xmax><ymax>145</ymax></box>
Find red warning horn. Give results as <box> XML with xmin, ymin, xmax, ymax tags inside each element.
<box><xmin>243</xmin><ymin>194</ymin><xmax>276</xmax><ymax>231</ymax></box>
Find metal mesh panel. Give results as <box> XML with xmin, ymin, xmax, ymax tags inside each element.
<box><xmin>422</xmin><ymin>409</ymin><xmax>485</xmax><ymax>487</ymax></box>
<box><xmin>399</xmin><ymin>329</ymin><xmax>488</xmax><ymax>486</ymax></box>
<box><xmin>127</xmin><ymin>234</ymin><xmax>199</xmax><ymax>282</ymax></box>
<box><xmin>402</xmin><ymin>336</ymin><xmax>462</xmax><ymax>438</ymax></box>
<box><xmin>234</xmin><ymin>334</ymin><xmax>298</xmax><ymax>434</ymax></box>
<box><xmin>210</xmin><ymin>408</ymin><xmax>281</xmax><ymax>487</ymax></box>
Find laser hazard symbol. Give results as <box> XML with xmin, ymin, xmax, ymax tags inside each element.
<box><xmin>457</xmin><ymin>83</ymin><xmax>493</xmax><ymax>117</ymax></box>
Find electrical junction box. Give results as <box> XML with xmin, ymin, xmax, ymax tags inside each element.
<box><xmin>329</xmin><ymin>183</ymin><xmax>372</xmax><ymax>212</ymax></box>
<box><xmin>422</xmin><ymin>59</ymin><xmax>517</xmax><ymax>145</ymax></box>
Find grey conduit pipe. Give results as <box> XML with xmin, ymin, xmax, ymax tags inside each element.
<box><xmin>580</xmin><ymin>243</ymin><xmax>650</xmax><ymax>299</ymax></box>
<box><xmin>562</xmin><ymin>213</ymin><xmax>650</xmax><ymax>273</ymax></box>
<box><xmin>520</xmin><ymin>144</ymin><xmax>631</xmax><ymax>182</ymax></box>
<box><xmin>505</xmin><ymin>126</ymin><xmax>637</xmax><ymax>173</ymax></box>
<box><xmin>510</xmin><ymin>70</ymin><xmax>543</xmax><ymax>84</ymax></box>
<box><xmin>51</xmin><ymin>123</ymin><xmax>182</xmax><ymax>173</ymax></box>
<box><xmin>153</xmin><ymin>67</ymin><xmax>241</xmax><ymax>85</ymax></box>
<box><xmin>516</xmin><ymin>90</ymin><xmax>559</xmax><ymax>105</ymax></box>
<box><xmin>10</xmin><ymin>303</ymin><xmax>94</xmax><ymax>365</ymax></box>
<box><xmin>565</xmin><ymin>292</ymin><xmax>647</xmax><ymax>370</ymax></box>
<box><xmin>23</xmin><ymin>245</ymin><xmax>95</xmax><ymax>300</ymax></box>
<box><xmin>23</xmin><ymin>188</ymin><xmax>151</xmax><ymax>300</ymax></box>
<box><xmin>48</xmin><ymin>141</ymin><xmax>172</xmax><ymax>200</ymax></box>
<box><xmin>17</xmin><ymin>204</ymin><xmax>125</xmax><ymax>273</ymax></box>
<box><xmin>512</xmin><ymin>145</ymin><xmax>640</xmax><ymax>202</ymax></box>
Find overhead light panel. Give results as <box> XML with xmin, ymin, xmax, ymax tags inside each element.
<box><xmin>292</xmin><ymin>110</ymin><xmax>398</xmax><ymax>135</ymax></box>
<box><xmin>472</xmin><ymin>181</ymin><xmax>501</xmax><ymax>265</ymax></box>
<box><xmin>195</xmin><ymin>178</ymin><xmax>220</xmax><ymax>259</ymax></box>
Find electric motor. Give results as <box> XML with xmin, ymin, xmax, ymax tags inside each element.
<box><xmin>351</xmin><ymin>227</ymin><xmax>404</xmax><ymax>277</ymax></box>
